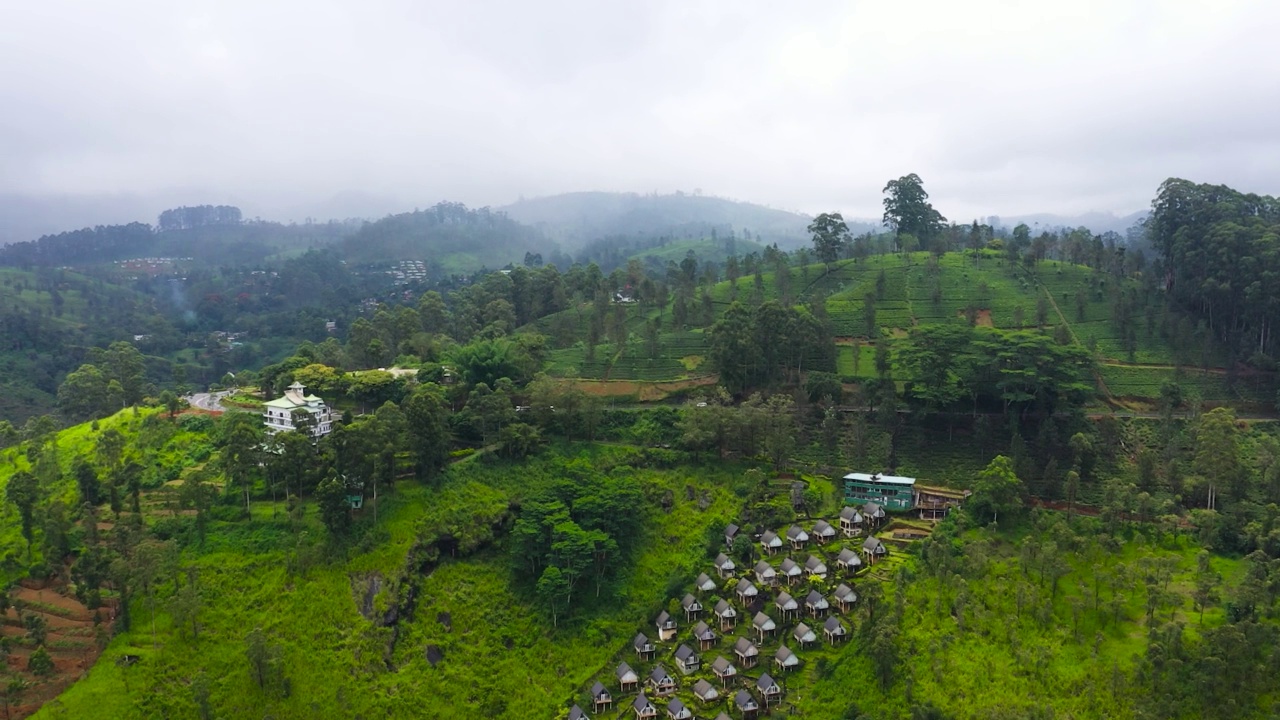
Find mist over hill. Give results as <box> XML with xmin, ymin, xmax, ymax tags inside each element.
<box><xmin>992</xmin><ymin>209</ymin><xmax>1148</xmax><ymax>236</ymax></box>
<box><xmin>501</xmin><ymin>191</ymin><xmax>879</xmax><ymax>249</ymax></box>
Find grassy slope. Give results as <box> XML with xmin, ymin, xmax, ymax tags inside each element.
<box><xmin>798</xmin><ymin>521</ymin><xmax>1254</xmax><ymax>719</ymax></box>
<box><xmin>33</xmin><ymin>446</ymin><xmax>739</xmax><ymax>719</ymax></box>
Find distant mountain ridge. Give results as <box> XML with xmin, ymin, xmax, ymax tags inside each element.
<box><xmin>501</xmin><ymin>191</ymin><xmax>862</xmax><ymax>249</ymax></box>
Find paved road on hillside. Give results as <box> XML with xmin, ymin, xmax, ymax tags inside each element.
<box><xmin>186</xmin><ymin>391</ymin><xmax>232</xmax><ymax>412</ymax></box>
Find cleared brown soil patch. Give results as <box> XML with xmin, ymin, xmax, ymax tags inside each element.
<box><xmin>0</xmin><ymin>582</ymin><xmax>105</xmax><ymax>719</ymax></box>
<box><xmin>575</xmin><ymin>375</ymin><xmax>718</xmax><ymax>401</ymax></box>
<box><xmin>955</xmin><ymin>309</ymin><xmax>994</xmax><ymax>327</ymax></box>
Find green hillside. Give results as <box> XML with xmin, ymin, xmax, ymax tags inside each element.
<box><xmin>527</xmin><ymin>250</ymin><xmax>1272</xmax><ymax>406</ymax></box>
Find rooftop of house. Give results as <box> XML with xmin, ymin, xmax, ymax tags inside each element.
<box><xmin>779</xmin><ymin>557</ymin><xmax>801</xmax><ymax>574</ymax></box>
<box><xmin>813</xmin><ymin>520</ymin><xmax>834</xmax><ymax>534</ymax></box>
<box><xmin>617</xmin><ymin>661</ymin><xmax>637</xmax><ymax>680</ymax></box>
<box><xmin>711</xmin><ymin>656</ymin><xmax>736</xmax><ymax>674</ymax></box>
<box><xmin>569</xmin><ymin>705</ymin><xmax>589</xmax><ymax>720</ymax></box>
<box><xmin>775</xmin><ymin>645</ymin><xmax>797</xmax><ymax>663</ymax></box>
<box><xmin>714</xmin><ymin>553</ymin><xmax>735</xmax><ymax>568</ymax></box>
<box><xmin>736</xmin><ymin>690</ymin><xmax>759</xmax><ymax>710</ymax></box>
<box><xmin>693</xmin><ymin>621</ymin><xmax>715</xmax><ymax>639</ymax></box>
<box><xmin>838</xmin><ymin>548</ymin><xmax>859</xmax><ymax>562</ymax></box>
<box><xmin>682</xmin><ymin>593</ymin><xmax>701</xmax><ymax>609</ymax></box>
<box><xmin>734</xmin><ymin>637</ymin><xmax>758</xmax><ymax>655</ymax></box>
<box><xmin>775</xmin><ymin>592</ymin><xmax>797</xmax><ymax>610</ymax></box>
<box><xmin>591</xmin><ymin>681</ymin><xmax>608</xmax><ymax>697</ymax></box>
<box><xmin>824</xmin><ymin>616</ymin><xmax>847</xmax><ymax>634</ymax></box>
<box><xmin>725</xmin><ymin>523</ymin><xmax>739</xmax><ymax>537</ymax></box>
<box><xmin>840</xmin><ymin>506</ymin><xmax>864</xmax><ymax>521</ymax></box>
<box><xmin>805</xmin><ymin>555</ymin><xmax>827</xmax><ymax>571</ymax></box>
<box><xmin>794</xmin><ymin>623</ymin><xmax>816</xmax><ymax>642</ymax></box>
<box><xmin>753</xmin><ymin>612</ymin><xmax>776</xmax><ymax>630</ymax></box>
<box><xmin>835</xmin><ymin>583</ymin><xmax>857</xmax><ymax>601</ymax></box>
<box><xmin>843</xmin><ymin>472</ymin><xmax>917</xmax><ymax>486</ymax></box>
<box><xmin>754</xmin><ymin>560</ymin><xmax>775</xmax><ymax>574</ymax></box>
<box><xmin>667</xmin><ymin>698</ymin><xmax>689</xmax><ymax>716</ymax></box>
<box><xmin>714</xmin><ymin>599</ymin><xmax>736</xmax><ymax>616</ymax></box>
<box><xmin>674</xmin><ymin>644</ymin><xmax>698</xmax><ymax>662</ymax></box>
<box><xmin>786</xmin><ymin>525</ymin><xmax>809</xmax><ymax>540</ymax></box>
<box><xmin>757</xmin><ymin>672</ymin><xmax>780</xmax><ymax>693</ymax></box>
<box><xmin>656</xmin><ymin>611</ymin><xmax>674</xmax><ymax>626</ymax></box>
<box><xmin>634</xmin><ymin>633</ymin><xmax>653</xmax><ymax>650</ymax></box>
<box><xmin>760</xmin><ymin>529</ymin><xmax>781</xmax><ymax>545</ymax></box>
<box><xmin>649</xmin><ymin>665</ymin><xmax>672</xmax><ymax>683</ymax></box>
<box><xmin>263</xmin><ymin>382</ymin><xmax>325</xmax><ymax>409</ymax></box>
<box><xmin>633</xmin><ymin>694</ymin><xmax>656</xmax><ymax>712</ymax></box>
<box><xmin>736</xmin><ymin>579</ymin><xmax>758</xmax><ymax>595</ymax></box>
<box><xmin>863</xmin><ymin>537</ymin><xmax>886</xmax><ymax>552</ymax></box>
<box><xmin>696</xmin><ymin>573</ymin><xmax>716</xmax><ymax>590</ymax></box>
<box><xmin>805</xmin><ymin>590</ymin><xmax>828</xmax><ymax>608</ymax></box>
<box><xmin>693</xmin><ymin>679</ymin><xmax>718</xmax><ymax>699</ymax></box>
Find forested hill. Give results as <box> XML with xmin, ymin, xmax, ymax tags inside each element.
<box><xmin>0</xmin><ymin>217</ymin><xmax>352</xmax><ymax>268</ymax></box>
<box><xmin>501</xmin><ymin>191</ymin><xmax>871</xmax><ymax>249</ymax></box>
<box><xmin>337</xmin><ymin>202</ymin><xmax>549</xmax><ymax>272</ymax></box>
<box><xmin>1148</xmin><ymin>178</ymin><xmax>1280</xmax><ymax>364</ymax></box>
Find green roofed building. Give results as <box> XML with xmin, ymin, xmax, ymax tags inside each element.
<box><xmin>842</xmin><ymin>472</ymin><xmax>916</xmax><ymax>511</ymax></box>
<box><xmin>263</xmin><ymin>381</ymin><xmax>336</xmax><ymax>438</ymax></box>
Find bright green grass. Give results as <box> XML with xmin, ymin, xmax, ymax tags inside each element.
<box><xmin>35</xmin><ymin>448</ymin><xmax>740</xmax><ymax>719</ymax></box>
<box><xmin>795</xmin><ymin>519</ymin><xmax>1256</xmax><ymax>719</ymax></box>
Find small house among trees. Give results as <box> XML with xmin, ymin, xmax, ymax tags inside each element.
<box><xmin>666</xmin><ymin>697</ymin><xmax>692</xmax><ymax>720</ymax></box>
<box><xmin>804</xmin><ymin>590</ymin><xmax>829</xmax><ymax>617</ymax></box>
<box><xmin>692</xmin><ymin>620</ymin><xmax>717</xmax><ymax>650</ymax></box>
<box><xmin>775</xmin><ymin>591</ymin><xmax>799</xmax><ymax>620</ymax></box>
<box><xmin>779</xmin><ymin>557</ymin><xmax>803</xmax><ymax>586</ymax></box>
<box><xmin>757</xmin><ymin>672</ymin><xmax>783</xmax><ymax>706</ymax></box>
<box><xmin>804</xmin><ymin>554</ymin><xmax>828</xmax><ymax>579</ymax></box>
<box><xmin>734</xmin><ymin>636</ymin><xmax>759</xmax><ymax>668</ymax></box>
<box><xmin>754</xmin><ymin>560</ymin><xmax>778</xmax><ymax>587</ymax></box>
<box><xmin>833</xmin><ymin>584</ymin><xmax>858</xmax><ymax>613</ymax></box>
<box><xmin>617</xmin><ymin>662</ymin><xmax>640</xmax><ymax>692</ymax></box>
<box><xmin>812</xmin><ymin>519</ymin><xmax>836</xmax><ymax>544</ymax></box>
<box><xmin>635</xmin><ymin>633</ymin><xmax>657</xmax><ymax>660</ymax></box>
<box><xmin>793</xmin><ymin>622</ymin><xmax>816</xmax><ymax>647</ymax></box>
<box><xmin>724</xmin><ymin>523</ymin><xmax>740</xmax><ymax>547</ymax></box>
<box><xmin>752</xmin><ymin>611</ymin><xmax>776</xmax><ymax>640</ymax></box>
<box><xmin>714</xmin><ymin>553</ymin><xmax>737</xmax><ymax>578</ymax></box>
<box><xmin>862</xmin><ymin>536</ymin><xmax>888</xmax><ymax>564</ymax></box>
<box><xmin>786</xmin><ymin>525</ymin><xmax>810</xmax><ymax>549</ymax></box>
<box><xmin>692</xmin><ymin>678</ymin><xmax>720</xmax><ymax>703</ymax></box>
<box><xmin>569</xmin><ymin>705</ymin><xmax>590</xmax><ymax>720</ymax></box>
<box><xmin>674</xmin><ymin>643</ymin><xmax>701</xmax><ymax>674</ymax></box>
<box><xmin>714</xmin><ymin>599</ymin><xmax>738</xmax><ymax>630</ymax></box>
<box><xmin>590</xmin><ymin>681</ymin><xmax>612</xmax><ymax>712</ymax></box>
<box><xmin>735</xmin><ymin>689</ymin><xmax>761</xmax><ymax>718</ymax></box>
<box><xmin>837</xmin><ymin>548</ymin><xmax>862</xmax><ymax>574</ymax></box>
<box><xmin>655</xmin><ymin>611</ymin><xmax>678</xmax><ymax>641</ymax></box>
<box><xmin>760</xmin><ymin>529</ymin><xmax>783</xmax><ymax>555</ymax></box>
<box><xmin>681</xmin><ymin>593</ymin><xmax>702</xmax><ymax>621</ymax></box>
<box><xmin>824</xmin><ymin>616</ymin><xmax>848</xmax><ymax>644</ymax></box>
<box><xmin>647</xmin><ymin>664</ymin><xmax>676</xmax><ymax>696</ymax></box>
<box><xmin>711</xmin><ymin>655</ymin><xmax>738</xmax><ymax>686</ymax></box>
<box><xmin>632</xmin><ymin>693</ymin><xmax>659</xmax><ymax>719</ymax></box>
<box><xmin>839</xmin><ymin>506</ymin><xmax>865</xmax><ymax>537</ymax></box>
<box><xmin>774</xmin><ymin>645</ymin><xmax>800</xmax><ymax>672</ymax></box>
<box><xmin>736</xmin><ymin>579</ymin><xmax>759</xmax><ymax>605</ymax></box>
<box><xmin>695</xmin><ymin>572</ymin><xmax>717</xmax><ymax>593</ymax></box>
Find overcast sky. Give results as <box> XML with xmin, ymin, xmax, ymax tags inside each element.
<box><xmin>2</xmin><ymin>0</ymin><xmax>1279</xmax><ymax>223</ymax></box>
